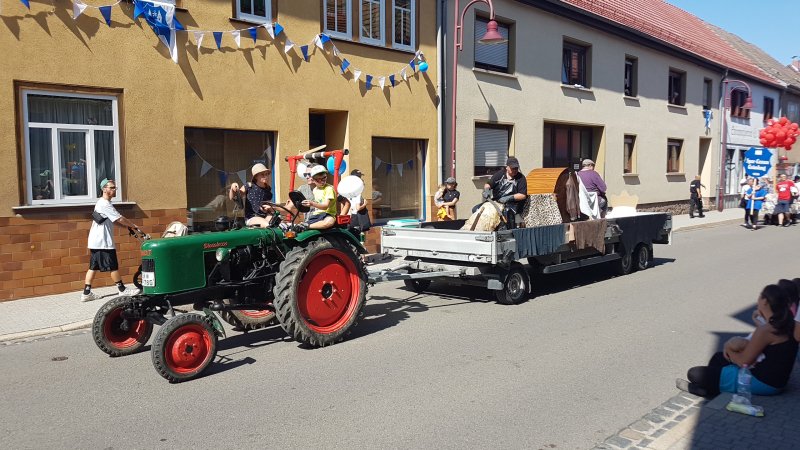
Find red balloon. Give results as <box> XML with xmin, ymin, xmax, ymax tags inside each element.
<box><xmin>760</xmin><ymin>138</ymin><xmax>768</xmax><ymax>145</ymax></box>
<box><xmin>759</xmin><ymin>130</ymin><xmax>767</xmax><ymax>139</ymax></box>
<box><xmin>791</xmin><ymin>123</ymin><xmax>799</xmax><ymax>131</ymax></box>
<box><xmin>777</xmin><ymin>131</ymin><xmax>787</xmax><ymax>140</ymax></box>
<box><xmin>780</xmin><ymin>117</ymin><xmax>789</xmax><ymax>125</ymax></box>
<box><xmin>786</xmin><ymin>145</ymin><xmax>793</xmax><ymax>151</ymax></box>
<box><xmin>787</xmin><ymin>136</ymin><xmax>797</xmax><ymax>145</ymax></box>
<box><xmin>766</xmin><ymin>133</ymin><xmax>775</xmax><ymax>141</ymax></box>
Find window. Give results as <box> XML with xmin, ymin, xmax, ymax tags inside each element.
<box><xmin>667</xmin><ymin>139</ymin><xmax>683</xmax><ymax>173</ymax></box>
<box><xmin>763</xmin><ymin>97</ymin><xmax>775</xmax><ymax>121</ymax></box>
<box><xmin>23</xmin><ymin>90</ymin><xmax>120</xmax><ymax>204</ymax></box>
<box><xmin>543</xmin><ymin>123</ymin><xmax>593</xmax><ymax>169</ymax></box>
<box><xmin>392</xmin><ymin>0</ymin><xmax>415</xmax><ymax>50</ymax></box>
<box><xmin>185</xmin><ymin>128</ymin><xmax>275</xmax><ymax>217</ymax></box>
<box><xmin>474</xmin><ymin>124</ymin><xmax>512</xmax><ymax>176</ymax></box>
<box><xmin>324</xmin><ymin>0</ymin><xmax>352</xmax><ymax>39</ymax></box>
<box><xmin>562</xmin><ymin>41</ymin><xmax>590</xmax><ymax>87</ymax></box>
<box><xmin>703</xmin><ymin>78</ymin><xmax>713</xmax><ymax>110</ymax></box>
<box><xmin>730</xmin><ymin>89</ymin><xmax>750</xmax><ymax>119</ymax></box>
<box><xmin>623</xmin><ymin>135</ymin><xmax>636</xmax><ymax>174</ymax></box>
<box><xmin>360</xmin><ymin>0</ymin><xmax>384</xmax><ymax>45</ymax></box>
<box><xmin>236</xmin><ymin>0</ymin><xmax>271</xmax><ymax>23</ymax></box>
<box><xmin>371</xmin><ymin>138</ymin><xmax>425</xmax><ymax>220</ymax></box>
<box><xmin>624</xmin><ymin>57</ymin><xmax>637</xmax><ymax>97</ymax></box>
<box><xmin>668</xmin><ymin>70</ymin><xmax>685</xmax><ymax>106</ymax></box>
<box><xmin>788</xmin><ymin>101</ymin><xmax>800</xmax><ymax>124</ymax></box>
<box><xmin>474</xmin><ymin>16</ymin><xmax>510</xmax><ymax>73</ymax></box>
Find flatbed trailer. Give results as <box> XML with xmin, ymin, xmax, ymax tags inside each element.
<box><xmin>370</xmin><ymin>212</ymin><xmax>672</xmax><ymax>304</ymax></box>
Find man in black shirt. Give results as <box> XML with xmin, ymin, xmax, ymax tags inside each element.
<box><xmin>689</xmin><ymin>175</ymin><xmax>705</xmax><ymax>218</ymax></box>
<box><xmin>477</xmin><ymin>157</ymin><xmax>528</xmax><ymax>228</ymax></box>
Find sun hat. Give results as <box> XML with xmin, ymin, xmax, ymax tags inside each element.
<box><xmin>251</xmin><ymin>163</ymin><xmax>270</xmax><ymax>181</ymax></box>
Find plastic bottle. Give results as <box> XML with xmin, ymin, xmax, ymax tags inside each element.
<box><xmin>734</xmin><ymin>364</ymin><xmax>752</xmax><ymax>404</ymax></box>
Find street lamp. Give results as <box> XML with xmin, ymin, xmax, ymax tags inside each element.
<box><xmin>449</xmin><ymin>0</ymin><xmax>507</xmax><ymax>179</ymax></box>
<box><xmin>717</xmin><ymin>79</ymin><xmax>753</xmax><ymax>211</ymax></box>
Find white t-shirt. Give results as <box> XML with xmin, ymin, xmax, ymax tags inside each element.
<box><xmin>88</xmin><ymin>198</ymin><xmax>122</xmax><ymax>249</ymax></box>
<box><xmin>347</xmin><ymin>195</ymin><xmax>364</xmax><ymax>215</ymax></box>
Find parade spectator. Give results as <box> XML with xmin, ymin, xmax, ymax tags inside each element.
<box><xmin>774</xmin><ymin>174</ymin><xmax>796</xmax><ymax>227</ymax></box>
<box><xmin>347</xmin><ymin>169</ymin><xmax>372</xmax><ymax>233</ymax></box>
<box><xmin>435</xmin><ymin>177</ymin><xmax>460</xmax><ymax>221</ymax></box>
<box><xmin>476</xmin><ymin>157</ymin><xmax>528</xmax><ymax>228</ymax></box>
<box><xmin>742</xmin><ymin>180</ymin><xmax>767</xmax><ymax>230</ymax></box>
<box><xmin>577</xmin><ymin>159</ymin><xmax>607</xmax><ymax>217</ymax></box>
<box><xmin>688</xmin><ymin>175</ymin><xmax>705</xmax><ymax>218</ymax></box>
<box><xmin>230</xmin><ymin>163</ymin><xmax>273</xmax><ymax>228</ymax></box>
<box><xmin>777</xmin><ymin>279</ymin><xmax>799</xmax><ymax>316</ymax></box>
<box><xmin>80</xmin><ymin>178</ymin><xmax>141</xmax><ymax>302</ymax></box>
<box><xmin>677</xmin><ymin>284</ymin><xmax>798</xmax><ymax>398</ymax></box>
<box><xmin>739</xmin><ymin>178</ymin><xmax>753</xmax><ymax>226</ymax></box>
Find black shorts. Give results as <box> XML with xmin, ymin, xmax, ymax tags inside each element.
<box><xmin>89</xmin><ymin>249</ymin><xmax>119</xmax><ymax>272</ymax></box>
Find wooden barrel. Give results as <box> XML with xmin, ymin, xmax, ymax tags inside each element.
<box><xmin>525</xmin><ymin>167</ymin><xmax>580</xmax><ymax>222</ymax></box>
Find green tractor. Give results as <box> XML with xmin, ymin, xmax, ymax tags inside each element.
<box><xmin>92</xmin><ymin>150</ymin><xmax>368</xmax><ymax>382</ymax></box>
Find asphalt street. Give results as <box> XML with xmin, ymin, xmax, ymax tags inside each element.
<box><xmin>0</xmin><ymin>223</ymin><xmax>794</xmax><ymax>449</ymax></box>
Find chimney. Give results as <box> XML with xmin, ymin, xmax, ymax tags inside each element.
<box><xmin>792</xmin><ymin>59</ymin><xmax>800</xmax><ymax>72</ymax></box>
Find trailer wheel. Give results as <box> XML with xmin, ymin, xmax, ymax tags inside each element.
<box><xmin>614</xmin><ymin>247</ymin><xmax>633</xmax><ymax>275</ymax></box>
<box><xmin>152</xmin><ymin>314</ymin><xmax>217</xmax><ymax>383</ymax></box>
<box><xmin>273</xmin><ymin>237</ymin><xmax>367</xmax><ymax>347</ymax></box>
<box><xmin>634</xmin><ymin>244</ymin><xmax>650</xmax><ymax>271</ymax></box>
<box><xmin>93</xmin><ymin>296</ymin><xmax>153</xmax><ymax>357</ymax></box>
<box><xmin>495</xmin><ymin>263</ymin><xmax>530</xmax><ymax>305</ymax></box>
<box><xmin>403</xmin><ymin>279</ymin><xmax>431</xmax><ymax>293</ymax></box>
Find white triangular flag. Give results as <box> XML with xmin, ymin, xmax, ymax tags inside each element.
<box><xmin>379</xmin><ymin>77</ymin><xmax>386</xmax><ymax>89</ymax></box>
<box><xmin>73</xmin><ymin>0</ymin><xmax>88</xmax><ymax>19</ymax></box>
<box><xmin>284</xmin><ymin>38</ymin><xmax>294</xmax><ymax>53</ymax></box>
<box><xmin>194</xmin><ymin>31</ymin><xmax>204</xmax><ymax>51</ymax></box>
<box><xmin>374</xmin><ymin>158</ymin><xmax>382</xmax><ymax>170</ymax></box>
<box><xmin>200</xmin><ymin>161</ymin><xmax>212</xmax><ymax>177</ymax></box>
<box><xmin>353</xmin><ymin>69</ymin><xmax>362</xmax><ymax>83</ymax></box>
<box><xmin>397</xmin><ymin>163</ymin><xmax>403</xmax><ymax>177</ymax></box>
<box><xmin>238</xmin><ymin>170</ymin><xmax>248</xmax><ymax>184</ymax></box>
<box><xmin>401</xmin><ymin>68</ymin><xmax>408</xmax><ymax>81</ymax></box>
<box><xmin>314</xmin><ymin>35</ymin><xmax>325</xmax><ymax>50</ymax></box>
<box><xmin>232</xmin><ymin>30</ymin><xmax>241</xmax><ymax>48</ymax></box>
<box><xmin>333</xmin><ymin>46</ymin><xmax>340</xmax><ymax>57</ymax></box>
<box><xmin>266</xmin><ymin>23</ymin><xmax>275</xmax><ymax>39</ymax></box>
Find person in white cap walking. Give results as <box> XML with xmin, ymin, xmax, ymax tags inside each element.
<box><xmin>229</xmin><ymin>163</ymin><xmax>274</xmax><ymax>228</ymax></box>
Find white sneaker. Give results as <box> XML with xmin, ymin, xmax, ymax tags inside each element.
<box><xmin>80</xmin><ymin>292</ymin><xmax>100</xmax><ymax>302</ymax></box>
<box><xmin>120</xmin><ymin>287</ymin><xmax>141</xmax><ymax>296</ymax></box>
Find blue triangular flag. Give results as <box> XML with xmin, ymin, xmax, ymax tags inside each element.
<box><xmin>218</xmin><ymin>171</ymin><xmax>228</xmax><ymax>188</ymax></box>
<box><xmin>407</xmin><ymin>159</ymin><xmax>414</xmax><ymax>170</ymax></box>
<box><xmin>248</xmin><ymin>27</ymin><xmax>258</xmax><ymax>44</ymax></box>
<box><xmin>185</xmin><ymin>147</ymin><xmax>196</xmax><ymax>159</ymax></box>
<box><xmin>213</xmin><ymin>32</ymin><xmax>223</xmax><ymax>50</ymax></box>
<box><xmin>366</xmin><ymin>75</ymin><xmax>373</xmax><ymax>89</ymax></box>
<box><xmin>133</xmin><ymin>0</ymin><xmax>144</xmax><ymax>18</ymax></box>
<box><xmin>389</xmin><ymin>75</ymin><xmax>396</xmax><ymax>87</ymax></box>
<box><xmin>273</xmin><ymin>22</ymin><xmax>284</xmax><ymax>37</ymax></box>
<box><xmin>320</xmin><ymin>34</ymin><xmax>331</xmax><ymax>45</ymax></box>
<box><xmin>174</xmin><ymin>17</ymin><xmax>185</xmax><ymax>31</ymax></box>
<box><xmin>20</xmin><ymin>0</ymin><xmax>30</xmax><ymax>8</ymax></box>
<box><xmin>410</xmin><ymin>60</ymin><xmax>416</xmax><ymax>72</ymax></box>
<box><xmin>301</xmin><ymin>45</ymin><xmax>309</xmax><ymax>62</ymax></box>
<box><xmin>341</xmin><ymin>59</ymin><xmax>350</xmax><ymax>73</ymax></box>
<box><xmin>386</xmin><ymin>164</ymin><xmax>392</xmax><ymax>174</ymax></box>
<box><xmin>99</xmin><ymin>6</ymin><xmax>113</xmax><ymax>26</ymax></box>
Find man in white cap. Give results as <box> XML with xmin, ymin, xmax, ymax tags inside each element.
<box><xmin>80</xmin><ymin>178</ymin><xmax>141</xmax><ymax>302</ymax></box>
<box><xmin>229</xmin><ymin>163</ymin><xmax>274</xmax><ymax>227</ymax></box>
<box><xmin>577</xmin><ymin>159</ymin><xmax>607</xmax><ymax>217</ymax></box>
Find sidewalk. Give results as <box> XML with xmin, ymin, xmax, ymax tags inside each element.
<box><xmin>0</xmin><ymin>208</ymin><xmax>741</xmax><ymax>342</ymax></box>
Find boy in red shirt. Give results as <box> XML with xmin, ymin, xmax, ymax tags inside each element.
<box><xmin>774</xmin><ymin>174</ymin><xmax>796</xmax><ymax>227</ymax></box>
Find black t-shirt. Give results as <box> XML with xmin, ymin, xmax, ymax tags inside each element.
<box><xmin>689</xmin><ymin>180</ymin><xmax>702</xmax><ymax>198</ymax></box>
<box><xmin>489</xmin><ymin>170</ymin><xmax>528</xmax><ymax>211</ymax></box>
<box><xmin>442</xmin><ymin>189</ymin><xmax>460</xmax><ymax>203</ymax></box>
<box><xmin>245</xmin><ymin>183</ymin><xmax>273</xmax><ymax>220</ymax></box>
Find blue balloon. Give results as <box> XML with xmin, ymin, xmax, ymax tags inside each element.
<box><xmin>326</xmin><ymin>156</ymin><xmax>347</xmax><ymax>175</ymax></box>
<box><xmin>419</xmin><ymin>61</ymin><xmax>429</xmax><ymax>73</ymax></box>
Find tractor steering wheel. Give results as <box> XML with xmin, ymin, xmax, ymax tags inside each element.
<box><xmin>261</xmin><ymin>201</ymin><xmax>296</xmax><ymax>221</ymax></box>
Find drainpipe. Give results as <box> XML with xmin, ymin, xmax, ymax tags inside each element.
<box><xmin>717</xmin><ymin>70</ymin><xmax>728</xmax><ymax>210</ymax></box>
<box><xmin>437</xmin><ymin>0</ymin><xmax>445</xmax><ymax>187</ymax></box>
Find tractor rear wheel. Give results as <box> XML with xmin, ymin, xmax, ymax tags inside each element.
<box><xmin>273</xmin><ymin>237</ymin><xmax>367</xmax><ymax>347</ymax></box>
<box><xmin>93</xmin><ymin>296</ymin><xmax>153</xmax><ymax>357</ymax></box>
<box><xmin>220</xmin><ymin>304</ymin><xmax>276</xmax><ymax>331</ymax></box>
<box><xmin>151</xmin><ymin>314</ymin><xmax>217</xmax><ymax>383</ymax></box>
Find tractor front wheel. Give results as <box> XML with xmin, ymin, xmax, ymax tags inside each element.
<box><xmin>151</xmin><ymin>314</ymin><xmax>217</xmax><ymax>383</ymax></box>
<box><xmin>93</xmin><ymin>296</ymin><xmax>153</xmax><ymax>357</ymax></box>
<box><xmin>273</xmin><ymin>238</ymin><xmax>367</xmax><ymax>347</ymax></box>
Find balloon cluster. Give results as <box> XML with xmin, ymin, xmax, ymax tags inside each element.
<box><xmin>759</xmin><ymin>117</ymin><xmax>800</xmax><ymax>151</ymax></box>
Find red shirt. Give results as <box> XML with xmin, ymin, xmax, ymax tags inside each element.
<box><xmin>776</xmin><ymin>180</ymin><xmax>796</xmax><ymax>201</ymax></box>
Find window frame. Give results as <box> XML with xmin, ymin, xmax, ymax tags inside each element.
<box><xmin>763</xmin><ymin>97</ymin><xmax>774</xmax><ymax>121</ymax></box>
<box><xmin>730</xmin><ymin>89</ymin><xmax>750</xmax><ymax>119</ymax></box>
<box><xmin>22</xmin><ymin>89</ymin><xmax>122</xmax><ymax>206</ymax></box>
<box><xmin>359</xmin><ymin>0</ymin><xmax>385</xmax><ymax>46</ymax></box>
<box><xmin>562</xmin><ymin>40</ymin><xmax>590</xmax><ymax>88</ymax></box>
<box><xmin>235</xmin><ymin>0</ymin><xmax>272</xmax><ymax>24</ymax></box>
<box><xmin>391</xmin><ymin>0</ymin><xmax>416</xmax><ymax>51</ymax></box>
<box><xmin>324</xmin><ymin>0</ymin><xmax>353</xmax><ymax>40</ymax></box>
<box><xmin>624</xmin><ymin>56</ymin><xmax>637</xmax><ymax>97</ymax></box>
<box><xmin>702</xmin><ymin>78</ymin><xmax>713</xmax><ymax>110</ymax></box>
<box><xmin>623</xmin><ymin>134</ymin><xmax>637</xmax><ymax>174</ymax></box>
<box><xmin>473</xmin><ymin>15</ymin><xmax>511</xmax><ymax>74</ymax></box>
<box><xmin>668</xmin><ymin>69</ymin><xmax>685</xmax><ymax>106</ymax></box>
<box><xmin>474</xmin><ymin>122</ymin><xmax>513</xmax><ymax>177</ymax></box>
<box><xmin>667</xmin><ymin>139</ymin><xmax>684</xmax><ymax>174</ymax></box>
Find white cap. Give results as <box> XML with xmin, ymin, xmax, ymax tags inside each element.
<box><xmin>310</xmin><ymin>165</ymin><xmax>328</xmax><ymax>177</ymax></box>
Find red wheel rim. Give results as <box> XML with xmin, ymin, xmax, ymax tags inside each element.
<box><xmin>239</xmin><ymin>310</ymin><xmax>273</xmax><ymax>319</ymax></box>
<box><xmin>103</xmin><ymin>306</ymin><xmax>148</xmax><ymax>349</ymax></box>
<box><xmin>297</xmin><ymin>248</ymin><xmax>361</xmax><ymax>333</ymax></box>
<box><xmin>164</xmin><ymin>324</ymin><xmax>213</xmax><ymax>374</ymax></box>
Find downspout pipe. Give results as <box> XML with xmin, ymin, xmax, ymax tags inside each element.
<box><xmin>437</xmin><ymin>0</ymin><xmax>445</xmax><ymax>188</ymax></box>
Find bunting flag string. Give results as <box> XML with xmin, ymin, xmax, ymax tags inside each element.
<box><xmin>185</xmin><ymin>144</ymin><xmax>252</xmax><ymax>188</ymax></box>
<box><xmin>373</xmin><ymin>157</ymin><xmax>415</xmax><ymax>177</ymax></box>
<box><xmin>6</xmin><ymin>0</ymin><xmax>429</xmax><ymax>92</ymax></box>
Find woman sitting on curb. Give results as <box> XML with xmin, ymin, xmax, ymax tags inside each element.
<box><xmin>677</xmin><ymin>284</ymin><xmax>798</xmax><ymax>398</ymax></box>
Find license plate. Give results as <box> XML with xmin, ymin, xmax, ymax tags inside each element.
<box><xmin>142</xmin><ymin>272</ymin><xmax>155</xmax><ymax>287</ymax></box>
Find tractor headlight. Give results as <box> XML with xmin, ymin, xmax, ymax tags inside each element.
<box><xmin>215</xmin><ymin>247</ymin><xmax>230</xmax><ymax>262</ymax></box>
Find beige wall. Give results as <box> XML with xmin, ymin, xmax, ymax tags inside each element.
<box><xmin>445</xmin><ymin>0</ymin><xmax>726</xmax><ymax>212</ymax></box>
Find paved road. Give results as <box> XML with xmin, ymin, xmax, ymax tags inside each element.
<box><xmin>0</xmin><ymin>223</ymin><xmax>793</xmax><ymax>449</ymax></box>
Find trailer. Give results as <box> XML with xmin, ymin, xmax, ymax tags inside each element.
<box><xmin>371</xmin><ymin>212</ymin><xmax>672</xmax><ymax>304</ymax></box>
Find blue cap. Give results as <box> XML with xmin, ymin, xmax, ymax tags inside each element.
<box><xmin>99</xmin><ymin>178</ymin><xmax>111</xmax><ymax>190</ymax></box>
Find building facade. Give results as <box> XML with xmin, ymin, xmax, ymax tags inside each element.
<box><xmin>0</xmin><ymin>0</ymin><xmax>438</xmax><ymax>300</ymax></box>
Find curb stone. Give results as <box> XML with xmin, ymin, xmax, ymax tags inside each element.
<box><xmin>0</xmin><ymin>319</ymin><xmax>93</xmax><ymax>343</ymax></box>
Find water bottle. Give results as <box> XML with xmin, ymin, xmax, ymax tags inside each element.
<box><xmin>735</xmin><ymin>365</ymin><xmax>752</xmax><ymax>404</ymax></box>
